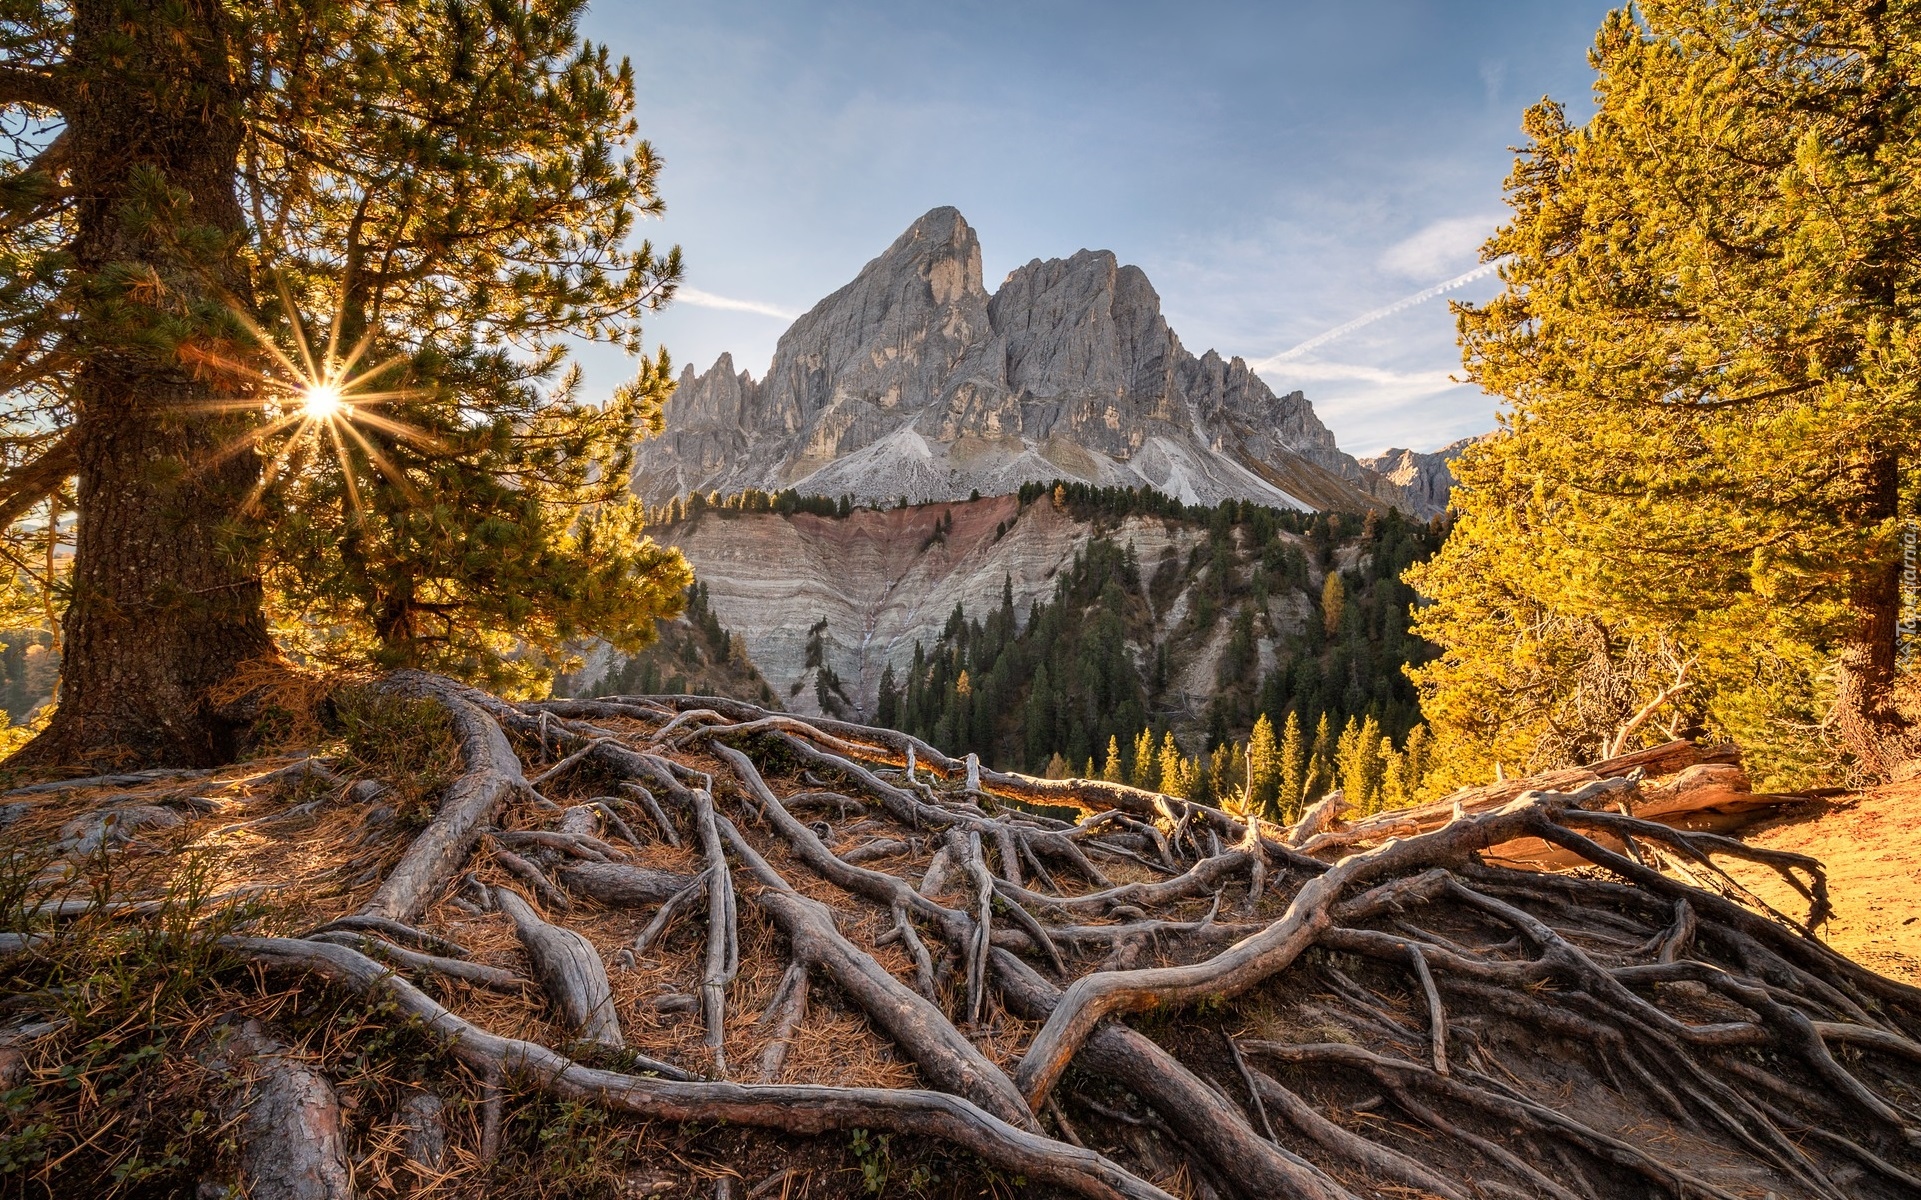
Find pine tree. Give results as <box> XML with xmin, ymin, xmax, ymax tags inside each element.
<box><xmin>876</xmin><ymin>663</ymin><xmax>900</xmax><ymax>728</ymax></box>
<box><xmin>0</xmin><ymin>0</ymin><xmax>688</xmax><ymax>763</ymax></box>
<box><xmin>1304</xmin><ymin>714</ymin><xmax>1334</xmax><ymax>805</ymax></box>
<box><xmin>1278</xmin><ymin>711</ymin><xmax>1306</xmax><ymax>821</ymax></box>
<box><xmin>1413</xmin><ymin>1</ymin><xmax>1921</xmax><ymax>785</ymax></box>
<box><xmin>1321</xmin><ymin>572</ymin><xmax>1346</xmax><ymax>638</ymax></box>
<box><xmin>1335</xmin><ymin>715</ymin><xmax>1385</xmax><ymax>813</ymax></box>
<box><xmin>1334</xmin><ymin>717</ymin><xmax>1361</xmax><ymax>803</ymax></box>
<box><xmin>1157</xmin><ymin>731</ymin><xmax>1185</xmax><ymax>798</ymax></box>
<box><xmin>1208</xmin><ymin>742</ymin><xmax>1241</xmax><ymax>813</ymax></box>
<box><xmin>1101</xmin><ymin>735</ymin><xmax>1123</xmax><ymax>783</ymax></box>
<box><xmin>1131</xmin><ymin>728</ymin><xmax>1159</xmax><ymax>791</ymax></box>
<box><xmin>1246</xmin><ymin>714</ymin><xmax>1279</xmax><ymax>819</ymax></box>
<box><xmin>1401</xmin><ymin>725</ymin><xmax>1431</xmax><ymax>804</ymax></box>
<box><xmin>1378</xmin><ymin>735</ymin><xmax>1408</xmax><ymax>812</ymax></box>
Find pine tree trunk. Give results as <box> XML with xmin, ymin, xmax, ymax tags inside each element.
<box><xmin>9</xmin><ymin>0</ymin><xmax>274</xmax><ymax>769</ymax></box>
<box><xmin>1832</xmin><ymin>451</ymin><xmax>1920</xmax><ymax>780</ymax></box>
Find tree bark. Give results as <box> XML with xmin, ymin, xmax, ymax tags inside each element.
<box><xmin>9</xmin><ymin>0</ymin><xmax>274</xmax><ymax>771</ymax></box>
<box><xmin>1833</xmin><ymin>450</ymin><xmax>1921</xmax><ymax>779</ymax></box>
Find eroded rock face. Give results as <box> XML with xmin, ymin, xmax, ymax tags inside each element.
<box><xmin>601</xmin><ymin>496</ymin><xmax>1212</xmax><ymax>720</ymax></box>
<box><xmin>1356</xmin><ymin>438</ymin><xmax>1475</xmax><ymax>519</ymax></box>
<box><xmin>633</xmin><ymin>207</ymin><xmax>1419</xmax><ymax>513</ymax></box>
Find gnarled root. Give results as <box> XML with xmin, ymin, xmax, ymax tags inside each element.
<box><xmin>199</xmin><ymin>1018</ymin><xmax>354</xmax><ymax>1200</ymax></box>
<box><xmin>493</xmin><ymin>885</ymin><xmax>623</xmax><ymax>1048</ymax></box>
<box><xmin>34</xmin><ymin>678</ymin><xmax>1912</xmax><ymax>1199</ymax></box>
<box><xmin>361</xmin><ymin>671</ymin><xmax>529</xmax><ymax>923</ymax></box>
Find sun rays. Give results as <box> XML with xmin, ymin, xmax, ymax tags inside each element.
<box><xmin>300</xmin><ymin>383</ymin><xmax>345</xmax><ymax>421</ymax></box>
<box><xmin>195</xmin><ymin>278</ymin><xmax>445</xmax><ymax>516</ymax></box>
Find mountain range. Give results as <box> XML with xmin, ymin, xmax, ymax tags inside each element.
<box><xmin>632</xmin><ymin>207</ymin><xmax>1467</xmax><ymax>518</ymax></box>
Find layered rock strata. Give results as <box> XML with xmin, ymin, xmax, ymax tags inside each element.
<box><xmin>607</xmin><ymin>496</ymin><xmax>1214</xmax><ymax>720</ymax></box>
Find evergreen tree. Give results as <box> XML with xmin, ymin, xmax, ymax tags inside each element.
<box><xmin>1335</xmin><ymin>715</ymin><xmax>1385</xmax><ymax>813</ymax></box>
<box><xmin>1304</xmin><ymin>714</ymin><xmax>1334</xmax><ymax>805</ymax></box>
<box><xmin>1246</xmin><ymin>714</ymin><xmax>1279</xmax><ymax>819</ymax></box>
<box><xmin>1277</xmin><ymin>711</ymin><xmax>1306</xmax><ymax>821</ymax></box>
<box><xmin>1131</xmin><ymin>727</ymin><xmax>1159</xmax><ymax>791</ymax></box>
<box><xmin>1413</xmin><ymin>0</ymin><xmax>1921</xmax><ymax>785</ymax></box>
<box><xmin>1401</xmin><ymin>725</ymin><xmax>1431</xmax><ymax>803</ymax></box>
<box><xmin>1208</xmin><ymin>741</ymin><xmax>1241</xmax><ymax>813</ymax></box>
<box><xmin>1100</xmin><ymin>735</ymin><xmax>1123</xmax><ymax>783</ymax></box>
<box><xmin>0</xmin><ymin>0</ymin><xmax>688</xmax><ymax>763</ymax></box>
<box><xmin>876</xmin><ymin>663</ymin><xmax>900</xmax><ymax>728</ymax></box>
<box><xmin>1321</xmin><ymin>572</ymin><xmax>1346</xmax><ymax>638</ymax></box>
<box><xmin>1157</xmin><ymin>731</ymin><xmax>1185</xmax><ymax>798</ymax></box>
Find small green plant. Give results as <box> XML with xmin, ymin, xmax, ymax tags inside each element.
<box><xmin>850</xmin><ymin>1127</ymin><xmax>891</xmax><ymax>1194</ymax></box>
<box><xmin>332</xmin><ymin>686</ymin><xmax>461</xmax><ymax>824</ymax></box>
<box><xmin>0</xmin><ymin>850</ymin><xmax>261</xmax><ymax>1195</ymax></box>
<box><xmin>493</xmin><ymin>1094</ymin><xmax>632</xmax><ymax>1198</ymax></box>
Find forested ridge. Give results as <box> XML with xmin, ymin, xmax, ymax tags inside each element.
<box><xmin>568</xmin><ymin>581</ymin><xmax>781</xmax><ymax>709</ymax></box>
<box><xmin>619</xmin><ymin>482</ymin><xmax>1448</xmax><ymax>819</ymax></box>
<box><xmin>873</xmin><ymin>484</ymin><xmax>1448</xmax><ymax>819</ymax></box>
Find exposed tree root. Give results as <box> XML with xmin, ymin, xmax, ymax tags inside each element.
<box><xmin>359</xmin><ymin>671</ymin><xmax>529</xmax><ymax>924</ymax></box>
<box><xmin>493</xmin><ymin>884</ymin><xmax>624</xmax><ymax>1048</ymax></box>
<box><xmin>220</xmin><ymin>937</ymin><xmax>1173</xmax><ymax>1200</ymax></box>
<box><xmin>198</xmin><ymin>1018</ymin><xmax>355</xmax><ymax>1200</ymax></box>
<box><xmin>10</xmin><ymin>678</ymin><xmax>1920</xmax><ymax>1198</ymax></box>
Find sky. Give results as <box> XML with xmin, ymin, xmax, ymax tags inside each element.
<box><xmin>576</xmin><ymin>0</ymin><xmax>1617</xmax><ymax>457</ymax></box>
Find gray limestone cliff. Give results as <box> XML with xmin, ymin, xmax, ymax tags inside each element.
<box><xmin>1356</xmin><ymin>438</ymin><xmax>1475</xmax><ymax>519</ymax></box>
<box><xmin>635</xmin><ymin>207</ymin><xmax>1444</xmax><ymax>513</ymax></box>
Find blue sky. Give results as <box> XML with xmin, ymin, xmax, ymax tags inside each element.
<box><xmin>577</xmin><ymin>1</ymin><xmax>1616</xmax><ymax>457</ymax></box>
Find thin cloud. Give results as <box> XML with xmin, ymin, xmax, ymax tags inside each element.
<box><xmin>1262</xmin><ymin>358</ymin><xmax>1492</xmax><ymax>456</ymax></box>
<box><xmin>675</xmin><ymin>287</ymin><xmax>800</xmax><ymax>321</ymax></box>
<box><xmin>1271</xmin><ymin>360</ymin><xmax>1458</xmax><ymax>389</ymax></box>
<box><xmin>1249</xmin><ymin>258</ymin><xmax>1507</xmax><ymax>369</ymax></box>
<box><xmin>1378</xmin><ymin>214</ymin><xmax>1501</xmax><ymax>278</ymax></box>
<box><xmin>1265</xmin><ymin>360</ymin><xmax>1465</xmax><ymax>413</ymax></box>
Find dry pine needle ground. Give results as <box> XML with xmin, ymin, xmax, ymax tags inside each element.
<box><xmin>1</xmin><ymin>673</ymin><xmax>1917</xmax><ymax>1200</ymax></box>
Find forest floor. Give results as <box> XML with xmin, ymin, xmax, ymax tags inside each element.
<box><xmin>7</xmin><ymin>698</ymin><xmax>1919</xmax><ymax>1199</ymax></box>
<box><xmin>1722</xmin><ymin>779</ymin><xmax>1921</xmax><ymax>985</ymax></box>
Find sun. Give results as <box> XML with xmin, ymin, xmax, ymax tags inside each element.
<box><xmin>301</xmin><ymin>383</ymin><xmax>346</xmax><ymax>421</ymax></box>
<box><xmin>192</xmin><ymin>279</ymin><xmax>446</xmax><ymax>518</ymax></box>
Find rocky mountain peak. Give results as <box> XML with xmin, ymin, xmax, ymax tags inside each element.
<box><xmin>635</xmin><ymin>207</ymin><xmax>1464</xmax><ymax>516</ymax></box>
<box><xmin>1357</xmin><ymin>438</ymin><xmax>1476</xmax><ymax>518</ymax></box>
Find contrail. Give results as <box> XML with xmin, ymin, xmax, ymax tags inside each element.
<box><xmin>675</xmin><ymin>287</ymin><xmax>800</xmax><ymax>321</ymax></box>
<box><xmin>1250</xmin><ymin>258</ymin><xmax>1508</xmax><ymax>370</ymax></box>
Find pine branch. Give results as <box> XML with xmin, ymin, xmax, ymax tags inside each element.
<box><xmin>0</xmin><ymin>431</ymin><xmax>76</xmax><ymax>531</ymax></box>
<box><xmin>0</xmin><ymin>64</ymin><xmax>69</xmax><ymax>111</ymax></box>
